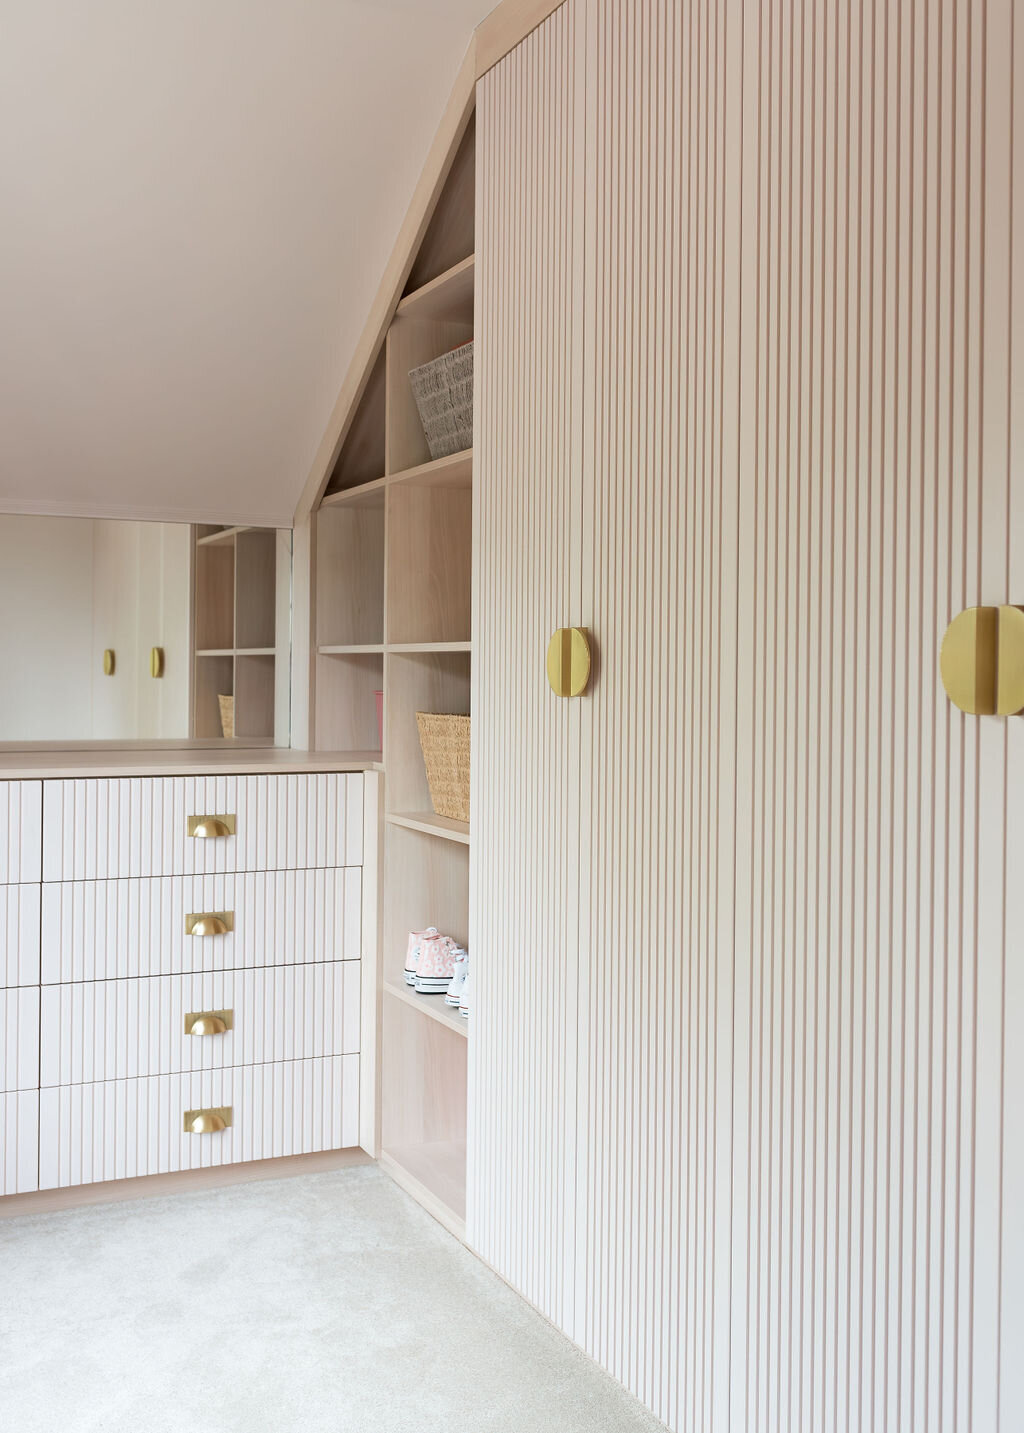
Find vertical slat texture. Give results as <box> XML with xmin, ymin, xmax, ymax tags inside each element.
<box><xmin>40</xmin><ymin>868</ymin><xmax>361</xmax><ymax>983</ymax></box>
<box><xmin>0</xmin><ymin>884</ymin><xmax>41</xmax><ymax>988</ymax></box>
<box><xmin>40</xmin><ymin>774</ymin><xmax>362</xmax><ymax>880</ymax></box>
<box><xmin>36</xmin><ymin>1055</ymin><xmax>359</xmax><ymax>1189</ymax></box>
<box><xmin>471</xmin><ymin>1</ymin><xmax>1019</xmax><ymax>1430</ymax></box>
<box><xmin>0</xmin><ymin>782</ymin><xmax>42</xmax><ymax>883</ymax></box>
<box><xmin>0</xmin><ymin>1091</ymin><xmax>39</xmax><ymax>1193</ymax></box>
<box><xmin>468</xmin><ymin>0</ymin><xmax>583</xmax><ymax>1332</ymax></box>
<box><xmin>0</xmin><ymin>986</ymin><xmax>40</xmax><ymax>1091</ymax></box>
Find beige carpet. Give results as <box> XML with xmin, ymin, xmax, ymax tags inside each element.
<box><xmin>0</xmin><ymin>1164</ymin><xmax>667</xmax><ymax>1433</ymax></box>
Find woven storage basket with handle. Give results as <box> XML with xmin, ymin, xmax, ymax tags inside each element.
<box><xmin>416</xmin><ymin>713</ymin><xmax>470</xmax><ymax>822</ymax></box>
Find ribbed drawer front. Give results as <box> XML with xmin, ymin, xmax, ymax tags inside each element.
<box><xmin>1</xmin><ymin>884</ymin><xmax>41</xmax><ymax>988</ymax></box>
<box><xmin>41</xmin><ymin>868</ymin><xmax>361</xmax><ymax>984</ymax></box>
<box><xmin>0</xmin><ymin>987</ymin><xmax>40</xmax><ymax>1092</ymax></box>
<box><xmin>0</xmin><ymin>782</ymin><xmax>42</xmax><ymax>884</ymax></box>
<box><xmin>40</xmin><ymin>962</ymin><xmax>360</xmax><ymax>1086</ymax></box>
<box><xmin>42</xmin><ymin>774</ymin><xmax>363</xmax><ymax>880</ymax></box>
<box><xmin>38</xmin><ymin>1056</ymin><xmax>358</xmax><ymax>1188</ymax></box>
<box><xmin>1</xmin><ymin>1091</ymin><xmax>38</xmax><ymax>1193</ymax></box>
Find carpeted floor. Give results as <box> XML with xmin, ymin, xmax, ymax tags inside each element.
<box><xmin>0</xmin><ymin>1165</ymin><xmax>667</xmax><ymax>1433</ymax></box>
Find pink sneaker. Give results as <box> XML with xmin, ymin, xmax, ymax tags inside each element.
<box><xmin>404</xmin><ymin>928</ymin><xmax>438</xmax><ymax>986</ymax></box>
<box><xmin>414</xmin><ymin>931</ymin><xmax>458</xmax><ymax>993</ymax></box>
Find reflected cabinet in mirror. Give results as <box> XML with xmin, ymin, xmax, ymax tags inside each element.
<box><xmin>0</xmin><ymin>515</ymin><xmax>291</xmax><ymax>744</ymax></box>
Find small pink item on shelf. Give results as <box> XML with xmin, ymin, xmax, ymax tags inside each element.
<box><xmin>404</xmin><ymin>928</ymin><xmax>438</xmax><ymax>987</ymax></box>
<box><xmin>414</xmin><ymin>931</ymin><xmax>458</xmax><ymax>993</ymax></box>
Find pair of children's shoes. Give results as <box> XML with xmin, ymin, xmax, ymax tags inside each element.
<box><xmin>404</xmin><ymin>928</ymin><xmax>462</xmax><ymax>995</ymax></box>
<box><xmin>404</xmin><ymin>928</ymin><xmax>470</xmax><ymax>1014</ymax></box>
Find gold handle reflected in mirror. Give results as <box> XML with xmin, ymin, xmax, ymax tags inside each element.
<box><xmin>102</xmin><ymin>649</ymin><xmax>115</xmax><ymax>676</ymax></box>
<box><xmin>184</xmin><ymin>1107</ymin><xmax>232</xmax><ymax>1134</ymax></box>
<box><xmin>150</xmin><ymin>647</ymin><xmax>165</xmax><ymax>678</ymax></box>
<box><xmin>185</xmin><ymin>1010</ymin><xmax>232</xmax><ymax>1037</ymax></box>
<box><xmin>185</xmin><ymin>912</ymin><xmax>234</xmax><ymax>937</ymax></box>
<box><xmin>187</xmin><ymin>814</ymin><xmax>236</xmax><ymax>839</ymax></box>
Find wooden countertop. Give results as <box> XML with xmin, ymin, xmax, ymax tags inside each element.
<box><xmin>0</xmin><ymin>746</ymin><xmax>383</xmax><ymax>780</ymax></box>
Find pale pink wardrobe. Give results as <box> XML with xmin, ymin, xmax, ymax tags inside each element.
<box><xmin>469</xmin><ymin>2</ymin><xmax>1022</xmax><ymax>1431</ymax></box>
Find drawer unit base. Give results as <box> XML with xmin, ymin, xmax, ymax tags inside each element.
<box><xmin>38</xmin><ymin>1056</ymin><xmax>358</xmax><ymax>1189</ymax></box>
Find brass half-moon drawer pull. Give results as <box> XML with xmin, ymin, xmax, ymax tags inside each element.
<box><xmin>185</xmin><ymin>912</ymin><xmax>234</xmax><ymax>936</ymax></box>
<box><xmin>184</xmin><ymin>1106</ymin><xmax>232</xmax><ymax>1134</ymax></box>
<box><xmin>185</xmin><ymin>1009</ymin><xmax>233</xmax><ymax>1036</ymax></box>
<box><xmin>187</xmin><ymin>814</ymin><xmax>236</xmax><ymax>839</ymax></box>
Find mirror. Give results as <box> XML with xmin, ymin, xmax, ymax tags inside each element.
<box><xmin>0</xmin><ymin>515</ymin><xmax>291</xmax><ymax>744</ymax></box>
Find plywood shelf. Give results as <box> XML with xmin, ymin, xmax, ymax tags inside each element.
<box><xmin>388</xmin><ymin>449</ymin><xmax>472</xmax><ymax>490</ymax></box>
<box><xmin>314</xmin><ymin>104</ymin><xmax>474</xmax><ymax>1235</ymax></box>
<box><xmin>396</xmin><ymin>255</ymin><xmax>475</xmax><ymax>324</ymax></box>
<box><xmin>319</xmin><ymin>476</ymin><xmax>387</xmax><ymax>509</ymax></box>
<box><xmin>319</xmin><ymin>644</ymin><xmax>385</xmax><ymax>656</ymax></box>
<box><xmin>386</xmin><ymin>810</ymin><xmax>469</xmax><ymax>845</ymax></box>
<box><xmin>196</xmin><ymin>525</ymin><xmax>251</xmax><ymax>547</ymax></box>
<box><xmin>384</xmin><ymin>980</ymin><xmax>468</xmax><ymax>1037</ymax></box>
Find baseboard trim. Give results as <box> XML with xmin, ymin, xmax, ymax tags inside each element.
<box><xmin>0</xmin><ymin>1147</ymin><xmax>373</xmax><ymax>1218</ymax></box>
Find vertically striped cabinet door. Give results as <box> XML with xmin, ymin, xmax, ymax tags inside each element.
<box><xmin>42</xmin><ymin>773</ymin><xmax>363</xmax><ymax>880</ymax></box>
<box><xmin>39</xmin><ymin>962</ymin><xmax>361</xmax><ymax>1086</ymax></box>
<box><xmin>0</xmin><ymin>1091</ymin><xmax>38</xmax><ymax>1194</ymax></box>
<box><xmin>0</xmin><ymin>883</ymin><xmax>41</xmax><ymax>988</ymax></box>
<box><xmin>40</xmin><ymin>867</ymin><xmax>361</xmax><ymax>983</ymax></box>
<box><xmin>37</xmin><ymin>1055</ymin><xmax>359</xmax><ymax>1189</ymax></box>
<box><xmin>0</xmin><ymin>781</ymin><xmax>41</xmax><ymax>885</ymax></box>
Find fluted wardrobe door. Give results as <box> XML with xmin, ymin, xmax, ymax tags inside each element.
<box><xmin>472</xmin><ymin>2</ymin><xmax>1021</xmax><ymax>1430</ymax></box>
<box><xmin>468</xmin><ymin>0</ymin><xmax>587</xmax><ymax>1329</ymax></box>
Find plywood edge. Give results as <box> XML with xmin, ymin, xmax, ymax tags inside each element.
<box><xmin>293</xmin><ymin>40</ymin><xmax>478</xmax><ymax>523</ymax></box>
<box><xmin>472</xmin><ymin>0</ymin><xmax>567</xmax><ymax>77</ymax></box>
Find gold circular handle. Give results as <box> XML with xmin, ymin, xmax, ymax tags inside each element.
<box><xmin>188</xmin><ymin>1015</ymin><xmax>228</xmax><ymax>1036</ymax></box>
<box><xmin>546</xmin><ymin>627</ymin><xmax>592</xmax><ymax>697</ymax></box>
<box><xmin>189</xmin><ymin>916</ymin><xmax>229</xmax><ymax>937</ymax></box>
<box><xmin>188</xmin><ymin>1111</ymin><xmax>227</xmax><ymax>1134</ymax></box>
<box><xmin>191</xmin><ymin>818</ymin><xmax>232</xmax><ymax>839</ymax></box>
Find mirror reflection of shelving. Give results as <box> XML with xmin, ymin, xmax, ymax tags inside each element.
<box><xmin>191</xmin><ymin>525</ymin><xmax>291</xmax><ymax>743</ymax></box>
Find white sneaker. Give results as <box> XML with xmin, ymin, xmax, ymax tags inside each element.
<box><xmin>445</xmin><ymin>947</ymin><xmax>468</xmax><ymax>1006</ymax></box>
<box><xmin>458</xmin><ymin>963</ymin><xmax>470</xmax><ymax>1019</ymax></box>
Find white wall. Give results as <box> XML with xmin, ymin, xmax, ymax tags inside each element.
<box><xmin>0</xmin><ymin>515</ymin><xmax>190</xmax><ymax>741</ymax></box>
<box><xmin>0</xmin><ymin>516</ymin><xmax>97</xmax><ymax>739</ymax></box>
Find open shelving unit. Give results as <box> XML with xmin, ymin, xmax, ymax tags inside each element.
<box><xmin>190</xmin><ymin>525</ymin><xmax>291</xmax><ymax>742</ymax></box>
<box><xmin>313</xmin><ymin>111</ymin><xmax>475</xmax><ymax>1237</ymax></box>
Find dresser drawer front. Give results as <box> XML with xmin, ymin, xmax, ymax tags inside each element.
<box><xmin>38</xmin><ymin>1056</ymin><xmax>358</xmax><ymax>1188</ymax></box>
<box><xmin>0</xmin><ymin>782</ymin><xmax>41</xmax><ymax>884</ymax></box>
<box><xmin>42</xmin><ymin>868</ymin><xmax>361</xmax><ymax>984</ymax></box>
<box><xmin>42</xmin><ymin>774</ymin><xmax>363</xmax><ymax>880</ymax></box>
<box><xmin>0</xmin><ymin>987</ymin><xmax>39</xmax><ymax>1092</ymax></box>
<box><xmin>1</xmin><ymin>1091</ymin><xmax>38</xmax><ymax>1193</ymax></box>
<box><xmin>1</xmin><ymin>884</ymin><xmax>41</xmax><ymax>988</ymax></box>
<box><xmin>40</xmin><ymin>963</ymin><xmax>359</xmax><ymax>1086</ymax></box>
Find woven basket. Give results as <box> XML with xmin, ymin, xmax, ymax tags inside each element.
<box><xmin>218</xmin><ymin>694</ymin><xmax>235</xmax><ymax>739</ymax></box>
<box><xmin>408</xmin><ymin>341</ymin><xmax>473</xmax><ymax>461</ymax></box>
<box><xmin>416</xmin><ymin>713</ymin><xmax>470</xmax><ymax>822</ymax></box>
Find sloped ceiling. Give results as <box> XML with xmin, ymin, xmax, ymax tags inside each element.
<box><xmin>0</xmin><ymin>0</ymin><xmax>490</xmax><ymax>527</ymax></box>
